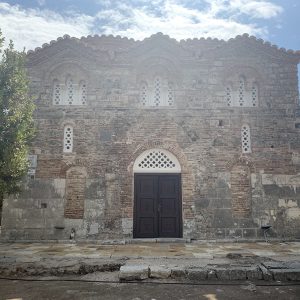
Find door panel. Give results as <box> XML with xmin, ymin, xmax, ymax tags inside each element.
<box><xmin>158</xmin><ymin>175</ymin><xmax>181</xmax><ymax>237</ymax></box>
<box><xmin>134</xmin><ymin>174</ymin><xmax>181</xmax><ymax>238</ymax></box>
<box><xmin>134</xmin><ymin>175</ymin><xmax>158</xmax><ymax>238</ymax></box>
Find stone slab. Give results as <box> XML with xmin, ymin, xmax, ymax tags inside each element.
<box><xmin>119</xmin><ymin>265</ymin><xmax>149</xmax><ymax>281</ymax></box>
<box><xmin>149</xmin><ymin>265</ymin><xmax>171</xmax><ymax>279</ymax></box>
<box><xmin>270</xmin><ymin>269</ymin><xmax>300</xmax><ymax>281</ymax></box>
<box><xmin>186</xmin><ymin>268</ymin><xmax>208</xmax><ymax>280</ymax></box>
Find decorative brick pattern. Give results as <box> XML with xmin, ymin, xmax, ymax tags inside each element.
<box><xmin>64</xmin><ymin>167</ymin><xmax>86</xmax><ymax>219</ymax></box>
<box><xmin>2</xmin><ymin>33</ymin><xmax>300</xmax><ymax>240</ymax></box>
<box><xmin>231</xmin><ymin>165</ymin><xmax>252</xmax><ymax>218</ymax></box>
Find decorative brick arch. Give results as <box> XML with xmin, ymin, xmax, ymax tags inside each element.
<box><xmin>60</xmin><ymin>159</ymin><xmax>87</xmax><ymax>177</ymax></box>
<box><xmin>128</xmin><ymin>141</ymin><xmax>189</xmax><ymax>174</ymax></box>
<box><xmin>123</xmin><ymin>141</ymin><xmax>196</xmax><ymax>235</ymax></box>
<box><xmin>133</xmin><ymin>148</ymin><xmax>181</xmax><ymax>173</ymax></box>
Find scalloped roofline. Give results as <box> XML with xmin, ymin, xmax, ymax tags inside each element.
<box><xmin>27</xmin><ymin>32</ymin><xmax>300</xmax><ymax>59</ymax></box>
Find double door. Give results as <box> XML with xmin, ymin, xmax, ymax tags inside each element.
<box><xmin>134</xmin><ymin>174</ymin><xmax>182</xmax><ymax>238</ymax></box>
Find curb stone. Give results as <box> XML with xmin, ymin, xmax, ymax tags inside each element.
<box><xmin>149</xmin><ymin>266</ymin><xmax>171</xmax><ymax>279</ymax></box>
<box><xmin>119</xmin><ymin>265</ymin><xmax>149</xmax><ymax>281</ymax></box>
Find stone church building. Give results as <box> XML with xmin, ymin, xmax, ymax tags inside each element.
<box><xmin>1</xmin><ymin>33</ymin><xmax>300</xmax><ymax>241</ymax></box>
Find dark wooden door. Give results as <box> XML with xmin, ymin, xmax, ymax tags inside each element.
<box><xmin>134</xmin><ymin>174</ymin><xmax>182</xmax><ymax>238</ymax></box>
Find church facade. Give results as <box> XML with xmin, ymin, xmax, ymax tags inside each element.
<box><xmin>1</xmin><ymin>33</ymin><xmax>300</xmax><ymax>241</ymax></box>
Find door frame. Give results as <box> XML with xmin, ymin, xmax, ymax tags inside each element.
<box><xmin>133</xmin><ymin>173</ymin><xmax>182</xmax><ymax>238</ymax></box>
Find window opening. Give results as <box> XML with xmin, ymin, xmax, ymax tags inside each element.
<box><xmin>251</xmin><ymin>84</ymin><xmax>257</xmax><ymax>107</ymax></box>
<box><xmin>226</xmin><ymin>86</ymin><xmax>232</xmax><ymax>106</ymax></box>
<box><xmin>140</xmin><ymin>82</ymin><xmax>148</xmax><ymax>106</ymax></box>
<box><xmin>64</xmin><ymin>125</ymin><xmax>73</xmax><ymax>153</ymax></box>
<box><xmin>167</xmin><ymin>82</ymin><xmax>174</xmax><ymax>106</ymax></box>
<box><xmin>66</xmin><ymin>77</ymin><xmax>74</xmax><ymax>105</ymax></box>
<box><xmin>133</xmin><ymin>149</ymin><xmax>181</xmax><ymax>173</ymax></box>
<box><xmin>53</xmin><ymin>81</ymin><xmax>61</xmax><ymax>105</ymax></box>
<box><xmin>154</xmin><ymin>77</ymin><xmax>161</xmax><ymax>106</ymax></box>
<box><xmin>238</xmin><ymin>77</ymin><xmax>245</xmax><ymax>106</ymax></box>
<box><xmin>80</xmin><ymin>81</ymin><xmax>87</xmax><ymax>105</ymax></box>
<box><xmin>241</xmin><ymin>125</ymin><xmax>251</xmax><ymax>153</ymax></box>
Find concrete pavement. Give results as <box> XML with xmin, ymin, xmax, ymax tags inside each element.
<box><xmin>0</xmin><ymin>241</ymin><xmax>300</xmax><ymax>281</ymax></box>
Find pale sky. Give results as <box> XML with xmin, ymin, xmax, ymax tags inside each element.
<box><xmin>0</xmin><ymin>0</ymin><xmax>299</xmax><ymax>51</ymax></box>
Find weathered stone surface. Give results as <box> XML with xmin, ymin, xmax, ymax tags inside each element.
<box><xmin>119</xmin><ymin>265</ymin><xmax>149</xmax><ymax>281</ymax></box>
<box><xmin>170</xmin><ymin>268</ymin><xmax>186</xmax><ymax>278</ymax></box>
<box><xmin>149</xmin><ymin>265</ymin><xmax>171</xmax><ymax>279</ymax></box>
<box><xmin>259</xmin><ymin>264</ymin><xmax>273</xmax><ymax>281</ymax></box>
<box><xmin>271</xmin><ymin>269</ymin><xmax>300</xmax><ymax>281</ymax></box>
<box><xmin>246</xmin><ymin>266</ymin><xmax>263</xmax><ymax>280</ymax></box>
<box><xmin>2</xmin><ymin>33</ymin><xmax>300</xmax><ymax>241</ymax></box>
<box><xmin>186</xmin><ymin>268</ymin><xmax>207</xmax><ymax>280</ymax></box>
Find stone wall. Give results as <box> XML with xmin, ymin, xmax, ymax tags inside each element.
<box><xmin>1</xmin><ymin>33</ymin><xmax>300</xmax><ymax>241</ymax></box>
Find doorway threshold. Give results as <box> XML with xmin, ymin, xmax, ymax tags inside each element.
<box><xmin>126</xmin><ymin>238</ymin><xmax>191</xmax><ymax>244</ymax></box>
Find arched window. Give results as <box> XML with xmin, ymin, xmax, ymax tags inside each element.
<box><xmin>238</xmin><ymin>76</ymin><xmax>245</xmax><ymax>107</ymax></box>
<box><xmin>53</xmin><ymin>76</ymin><xmax>87</xmax><ymax>106</ymax></box>
<box><xmin>79</xmin><ymin>81</ymin><xmax>87</xmax><ymax>105</ymax></box>
<box><xmin>241</xmin><ymin>124</ymin><xmax>251</xmax><ymax>153</ymax></box>
<box><xmin>140</xmin><ymin>82</ymin><xmax>148</xmax><ymax>106</ymax></box>
<box><xmin>139</xmin><ymin>78</ymin><xmax>175</xmax><ymax>107</ymax></box>
<box><xmin>167</xmin><ymin>81</ymin><xmax>174</xmax><ymax>106</ymax></box>
<box><xmin>225</xmin><ymin>76</ymin><xmax>259</xmax><ymax>107</ymax></box>
<box><xmin>251</xmin><ymin>83</ymin><xmax>258</xmax><ymax>107</ymax></box>
<box><xmin>66</xmin><ymin>77</ymin><xmax>74</xmax><ymax>105</ymax></box>
<box><xmin>53</xmin><ymin>80</ymin><xmax>61</xmax><ymax>105</ymax></box>
<box><xmin>133</xmin><ymin>149</ymin><xmax>181</xmax><ymax>173</ymax></box>
<box><xmin>63</xmin><ymin>125</ymin><xmax>73</xmax><ymax>153</ymax></box>
<box><xmin>226</xmin><ymin>85</ymin><xmax>232</xmax><ymax>106</ymax></box>
<box><xmin>154</xmin><ymin>77</ymin><xmax>161</xmax><ymax>106</ymax></box>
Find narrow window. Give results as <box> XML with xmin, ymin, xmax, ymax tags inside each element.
<box><xmin>251</xmin><ymin>83</ymin><xmax>258</xmax><ymax>107</ymax></box>
<box><xmin>167</xmin><ymin>81</ymin><xmax>174</xmax><ymax>106</ymax></box>
<box><xmin>238</xmin><ymin>77</ymin><xmax>245</xmax><ymax>106</ymax></box>
<box><xmin>140</xmin><ymin>82</ymin><xmax>148</xmax><ymax>106</ymax></box>
<box><xmin>241</xmin><ymin>124</ymin><xmax>251</xmax><ymax>153</ymax></box>
<box><xmin>154</xmin><ymin>77</ymin><xmax>161</xmax><ymax>106</ymax></box>
<box><xmin>53</xmin><ymin>80</ymin><xmax>61</xmax><ymax>105</ymax></box>
<box><xmin>63</xmin><ymin>125</ymin><xmax>73</xmax><ymax>153</ymax></box>
<box><xmin>66</xmin><ymin>77</ymin><xmax>74</xmax><ymax>105</ymax></box>
<box><xmin>79</xmin><ymin>81</ymin><xmax>87</xmax><ymax>105</ymax></box>
<box><xmin>226</xmin><ymin>86</ymin><xmax>232</xmax><ymax>106</ymax></box>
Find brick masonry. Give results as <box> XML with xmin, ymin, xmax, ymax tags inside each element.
<box><xmin>1</xmin><ymin>33</ymin><xmax>300</xmax><ymax>240</ymax></box>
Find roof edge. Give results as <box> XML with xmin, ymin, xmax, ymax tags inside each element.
<box><xmin>26</xmin><ymin>33</ymin><xmax>300</xmax><ymax>59</ymax></box>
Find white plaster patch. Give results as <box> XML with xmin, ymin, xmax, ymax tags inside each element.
<box><xmin>122</xmin><ymin>218</ymin><xmax>133</xmax><ymax>235</ymax></box>
<box><xmin>251</xmin><ymin>173</ymin><xmax>257</xmax><ymax>187</ymax></box>
<box><xmin>262</xmin><ymin>174</ymin><xmax>300</xmax><ymax>192</ymax></box>
<box><xmin>89</xmin><ymin>223</ymin><xmax>99</xmax><ymax>235</ymax></box>
<box><xmin>287</xmin><ymin>175</ymin><xmax>300</xmax><ymax>186</ymax></box>
<box><xmin>292</xmin><ymin>152</ymin><xmax>300</xmax><ymax>164</ymax></box>
<box><xmin>52</xmin><ymin>179</ymin><xmax>66</xmax><ymax>197</ymax></box>
<box><xmin>286</xmin><ymin>208</ymin><xmax>300</xmax><ymax>219</ymax></box>
<box><xmin>261</xmin><ymin>174</ymin><xmax>275</xmax><ymax>185</ymax></box>
<box><xmin>278</xmin><ymin>199</ymin><xmax>298</xmax><ymax>208</ymax></box>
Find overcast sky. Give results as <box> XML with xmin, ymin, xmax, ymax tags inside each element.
<box><xmin>0</xmin><ymin>0</ymin><xmax>299</xmax><ymax>51</ymax></box>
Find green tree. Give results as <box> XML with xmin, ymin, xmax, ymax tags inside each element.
<box><xmin>0</xmin><ymin>30</ymin><xmax>35</xmax><ymax>220</ymax></box>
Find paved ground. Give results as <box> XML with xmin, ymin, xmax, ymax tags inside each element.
<box><xmin>1</xmin><ymin>240</ymin><xmax>300</xmax><ymax>260</ymax></box>
<box><xmin>0</xmin><ymin>241</ymin><xmax>300</xmax><ymax>282</ymax></box>
<box><xmin>0</xmin><ymin>278</ymin><xmax>300</xmax><ymax>300</ymax></box>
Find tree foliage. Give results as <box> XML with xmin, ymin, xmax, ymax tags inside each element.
<box><xmin>0</xmin><ymin>30</ymin><xmax>35</xmax><ymax>201</ymax></box>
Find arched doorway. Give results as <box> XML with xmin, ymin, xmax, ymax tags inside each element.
<box><xmin>133</xmin><ymin>149</ymin><xmax>182</xmax><ymax>238</ymax></box>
